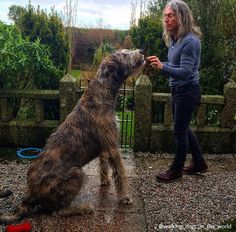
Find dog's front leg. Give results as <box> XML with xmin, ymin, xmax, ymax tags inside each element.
<box><xmin>99</xmin><ymin>152</ymin><xmax>111</xmax><ymax>187</ymax></box>
<box><xmin>108</xmin><ymin>148</ymin><xmax>133</xmax><ymax>205</ymax></box>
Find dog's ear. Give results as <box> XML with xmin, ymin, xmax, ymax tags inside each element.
<box><xmin>98</xmin><ymin>59</ymin><xmax>113</xmax><ymax>87</ymax></box>
<box><xmin>139</xmin><ymin>48</ymin><xmax>147</xmax><ymax>56</ymax></box>
<box><xmin>103</xmin><ymin>59</ymin><xmax>117</xmax><ymax>76</ymax></box>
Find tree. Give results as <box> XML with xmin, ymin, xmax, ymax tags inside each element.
<box><xmin>0</xmin><ymin>22</ymin><xmax>61</xmax><ymax>117</ymax></box>
<box><xmin>61</xmin><ymin>0</ymin><xmax>79</xmax><ymax>72</ymax></box>
<box><xmin>123</xmin><ymin>35</ymin><xmax>133</xmax><ymax>49</ymax></box>
<box><xmin>8</xmin><ymin>5</ymin><xmax>26</xmax><ymax>24</ymax></box>
<box><xmin>130</xmin><ymin>0</ymin><xmax>236</xmax><ymax>94</ymax></box>
<box><xmin>130</xmin><ymin>0</ymin><xmax>138</xmax><ymax>27</ymax></box>
<box><xmin>0</xmin><ymin>23</ymin><xmax>61</xmax><ymax>89</ymax></box>
<box><xmin>130</xmin><ymin>9</ymin><xmax>169</xmax><ymax>92</ymax></box>
<box><xmin>187</xmin><ymin>0</ymin><xmax>236</xmax><ymax>93</ymax></box>
<box><xmin>8</xmin><ymin>3</ymin><xmax>69</xmax><ymax>86</ymax></box>
<box><xmin>71</xmin><ymin>28</ymin><xmax>128</xmax><ymax>67</ymax></box>
<box><xmin>139</xmin><ymin>0</ymin><xmax>147</xmax><ymax>18</ymax></box>
<box><xmin>93</xmin><ymin>42</ymin><xmax>115</xmax><ymax>66</ymax></box>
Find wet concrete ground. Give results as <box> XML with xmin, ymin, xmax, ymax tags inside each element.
<box><xmin>0</xmin><ymin>151</ymin><xmax>236</xmax><ymax>232</ymax></box>
<box><xmin>30</xmin><ymin>152</ymin><xmax>146</xmax><ymax>232</ymax></box>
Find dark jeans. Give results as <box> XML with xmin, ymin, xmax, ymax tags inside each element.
<box><xmin>171</xmin><ymin>84</ymin><xmax>203</xmax><ymax>170</ymax></box>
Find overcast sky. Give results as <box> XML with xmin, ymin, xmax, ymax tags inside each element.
<box><xmin>0</xmin><ymin>0</ymin><xmax>136</xmax><ymax>30</ymax></box>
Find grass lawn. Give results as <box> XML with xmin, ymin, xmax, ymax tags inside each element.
<box><xmin>69</xmin><ymin>69</ymin><xmax>82</xmax><ymax>78</ymax></box>
<box><xmin>116</xmin><ymin>111</ymin><xmax>134</xmax><ymax>147</ymax></box>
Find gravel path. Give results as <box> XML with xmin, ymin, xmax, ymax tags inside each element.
<box><xmin>134</xmin><ymin>153</ymin><xmax>236</xmax><ymax>232</ymax></box>
<box><xmin>0</xmin><ymin>153</ymin><xmax>235</xmax><ymax>232</ymax></box>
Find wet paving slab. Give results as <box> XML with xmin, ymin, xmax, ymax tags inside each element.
<box><xmin>71</xmin><ymin>176</ymin><xmax>144</xmax><ymax>213</ymax></box>
<box><xmin>31</xmin><ymin>211</ymin><xmax>146</xmax><ymax>232</ymax></box>
<box><xmin>0</xmin><ymin>151</ymin><xmax>147</xmax><ymax>232</ymax></box>
<box><xmin>30</xmin><ymin>162</ymin><xmax>146</xmax><ymax>231</ymax></box>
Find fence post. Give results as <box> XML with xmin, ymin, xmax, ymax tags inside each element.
<box><xmin>134</xmin><ymin>75</ymin><xmax>152</xmax><ymax>151</ymax></box>
<box><xmin>220</xmin><ymin>80</ymin><xmax>236</xmax><ymax>128</ymax></box>
<box><xmin>59</xmin><ymin>74</ymin><xmax>77</xmax><ymax>122</ymax></box>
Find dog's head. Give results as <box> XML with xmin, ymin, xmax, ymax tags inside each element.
<box><xmin>111</xmin><ymin>49</ymin><xmax>145</xmax><ymax>77</ymax></box>
<box><xmin>98</xmin><ymin>49</ymin><xmax>145</xmax><ymax>89</ymax></box>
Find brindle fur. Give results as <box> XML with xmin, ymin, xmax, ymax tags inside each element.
<box><xmin>0</xmin><ymin>49</ymin><xmax>144</xmax><ymax>224</ymax></box>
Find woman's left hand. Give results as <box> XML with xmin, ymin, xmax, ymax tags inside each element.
<box><xmin>146</xmin><ymin>56</ymin><xmax>163</xmax><ymax>70</ymax></box>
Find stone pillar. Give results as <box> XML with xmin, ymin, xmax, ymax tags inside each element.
<box><xmin>133</xmin><ymin>75</ymin><xmax>152</xmax><ymax>151</ymax></box>
<box><xmin>0</xmin><ymin>98</ymin><xmax>13</xmax><ymax>122</ymax></box>
<box><xmin>196</xmin><ymin>104</ymin><xmax>207</xmax><ymax>127</ymax></box>
<box><xmin>35</xmin><ymin>100</ymin><xmax>44</xmax><ymax>123</ymax></box>
<box><xmin>164</xmin><ymin>102</ymin><xmax>172</xmax><ymax>126</ymax></box>
<box><xmin>59</xmin><ymin>74</ymin><xmax>77</xmax><ymax>122</ymax></box>
<box><xmin>221</xmin><ymin>80</ymin><xmax>236</xmax><ymax>128</ymax></box>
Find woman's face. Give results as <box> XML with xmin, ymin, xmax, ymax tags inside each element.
<box><xmin>163</xmin><ymin>6</ymin><xmax>179</xmax><ymax>36</ymax></box>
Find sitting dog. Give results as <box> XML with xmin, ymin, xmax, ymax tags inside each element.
<box><xmin>0</xmin><ymin>49</ymin><xmax>145</xmax><ymax>223</ymax></box>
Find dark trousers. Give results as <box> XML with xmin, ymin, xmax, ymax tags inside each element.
<box><xmin>171</xmin><ymin>84</ymin><xmax>203</xmax><ymax>170</ymax></box>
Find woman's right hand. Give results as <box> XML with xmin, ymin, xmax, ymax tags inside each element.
<box><xmin>146</xmin><ymin>56</ymin><xmax>163</xmax><ymax>70</ymax></box>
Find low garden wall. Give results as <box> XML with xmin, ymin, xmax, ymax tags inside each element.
<box><xmin>134</xmin><ymin>75</ymin><xmax>236</xmax><ymax>153</ymax></box>
<box><xmin>0</xmin><ymin>73</ymin><xmax>235</xmax><ymax>153</ymax></box>
<box><xmin>0</xmin><ymin>74</ymin><xmax>77</xmax><ymax>147</ymax></box>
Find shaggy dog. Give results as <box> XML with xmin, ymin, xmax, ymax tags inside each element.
<box><xmin>0</xmin><ymin>49</ymin><xmax>144</xmax><ymax>223</ymax></box>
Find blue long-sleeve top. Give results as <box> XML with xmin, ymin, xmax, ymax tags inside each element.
<box><xmin>162</xmin><ymin>33</ymin><xmax>201</xmax><ymax>88</ymax></box>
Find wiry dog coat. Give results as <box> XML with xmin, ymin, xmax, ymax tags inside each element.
<box><xmin>0</xmin><ymin>49</ymin><xmax>144</xmax><ymax>223</ymax></box>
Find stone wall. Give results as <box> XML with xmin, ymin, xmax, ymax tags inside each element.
<box><xmin>0</xmin><ymin>75</ymin><xmax>77</xmax><ymax>147</ymax></box>
<box><xmin>134</xmin><ymin>75</ymin><xmax>236</xmax><ymax>153</ymax></box>
<box><xmin>0</xmin><ymin>73</ymin><xmax>235</xmax><ymax>153</ymax></box>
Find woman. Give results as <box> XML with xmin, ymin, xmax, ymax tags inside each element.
<box><xmin>147</xmin><ymin>0</ymin><xmax>208</xmax><ymax>182</ymax></box>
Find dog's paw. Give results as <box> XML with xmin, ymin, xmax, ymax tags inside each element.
<box><xmin>78</xmin><ymin>203</ymin><xmax>95</xmax><ymax>215</ymax></box>
<box><xmin>77</xmin><ymin>203</ymin><xmax>95</xmax><ymax>216</ymax></box>
<box><xmin>119</xmin><ymin>196</ymin><xmax>133</xmax><ymax>205</ymax></box>
<box><xmin>55</xmin><ymin>203</ymin><xmax>94</xmax><ymax>217</ymax></box>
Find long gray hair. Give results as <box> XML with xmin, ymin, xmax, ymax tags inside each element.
<box><xmin>163</xmin><ymin>0</ymin><xmax>202</xmax><ymax>47</ymax></box>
